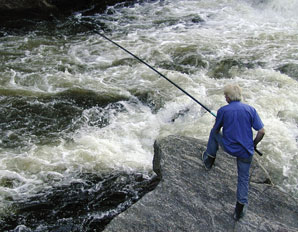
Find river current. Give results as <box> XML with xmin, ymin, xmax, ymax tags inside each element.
<box><xmin>0</xmin><ymin>0</ymin><xmax>297</xmax><ymax>231</ymax></box>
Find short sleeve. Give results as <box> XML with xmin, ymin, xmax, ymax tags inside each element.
<box><xmin>252</xmin><ymin>109</ymin><xmax>264</xmax><ymax>131</ymax></box>
<box><xmin>214</xmin><ymin>107</ymin><xmax>224</xmax><ymax>131</ymax></box>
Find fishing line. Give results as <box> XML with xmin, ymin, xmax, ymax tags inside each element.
<box><xmin>94</xmin><ymin>30</ymin><xmax>263</xmax><ymax>156</ymax></box>
<box><xmin>94</xmin><ymin>31</ymin><xmax>217</xmax><ymax>118</ymax></box>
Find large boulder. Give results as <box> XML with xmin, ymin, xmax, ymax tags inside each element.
<box><xmin>104</xmin><ymin>135</ymin><xmax>298</xmax><ymax>232</ymax></box>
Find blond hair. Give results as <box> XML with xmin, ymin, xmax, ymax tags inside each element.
<box><xmin>224</xmin><ymin>84</ymin><xmax>242</xmax><ymax>101</ymax></box>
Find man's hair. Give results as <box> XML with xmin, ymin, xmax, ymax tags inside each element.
<box><xmin>224</xmin><ymin>84</ymin><xmax>242</xmax><ymax>101</ymax></box>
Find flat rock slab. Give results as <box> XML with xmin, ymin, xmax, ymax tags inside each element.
<box><xmin>105</xmin><ymin>135</ymin><xmax>298</xmax><ymax>232</ymax></box>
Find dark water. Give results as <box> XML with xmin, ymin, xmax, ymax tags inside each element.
<box><xmin>0</xmin><ymin>88</ymin><xmax>128</xmax><ymax>149</ymax></box>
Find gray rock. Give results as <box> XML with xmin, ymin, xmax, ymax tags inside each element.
<box><xmin>104</xmin><ymin>135</ymin><xmax>298</xmax><ymax>232</ymax></box>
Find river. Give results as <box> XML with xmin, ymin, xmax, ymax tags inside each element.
<box><xmin>0</xmin><ymin>0</ymin><xmax>297</xmax><ymax>231</ymax></box>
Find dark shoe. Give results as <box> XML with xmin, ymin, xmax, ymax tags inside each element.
<box><xmin>233</xmin><ymin>201</ymin><xmax>247</xmax><ymax>221</ymax></box>
<box><xmin>202</xmin><ymin>151</ymin><xmax>215</xmax><ymax>170</ymax></box>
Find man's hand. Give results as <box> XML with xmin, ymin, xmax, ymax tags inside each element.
<box><xmin>254</xmin><ymin>128</ymin><xmax>265</xmax><ymax>148</ymax></box>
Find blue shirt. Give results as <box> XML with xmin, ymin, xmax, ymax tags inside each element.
<box><xmin>213</xmin><ymin>101</ymin><xmax>264</xmax><ymax>158</ymax></box>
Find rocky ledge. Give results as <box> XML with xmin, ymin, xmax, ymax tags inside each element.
<box><xmin>0</xmin><ymin>0</ymin><xmax>133</xmax><ymax>27</ymax></box>
<box><xmin>104</xmin><ymin>135</ymin><xmax>298</xmax><ymax>232</ymax></box>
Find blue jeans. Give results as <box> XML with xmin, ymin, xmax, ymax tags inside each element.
<box><xmin>204</xmin><ymin>129</ymin><xmax>252</xmax><ymax>204</ymax></box>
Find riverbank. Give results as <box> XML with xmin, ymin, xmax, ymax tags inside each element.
<box><xmin>105</xmin><ymin>135</ymin><xmax>298</xmax><ymax>232</ymax></box>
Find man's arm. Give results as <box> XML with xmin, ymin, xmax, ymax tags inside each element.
<box><xmin>213</xmin><ymin>108</ymin><xmax>223</xmax><ymax>133</ymax></box>
<box><xmin>254</xmin><ymin>128</ymin><xmax>265</xmax><ymax>148</ymax></box>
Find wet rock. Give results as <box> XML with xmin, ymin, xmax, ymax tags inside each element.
<box><xmin>277</xmin><ymin>63</ymin><xmax>298</xmax><ymax>80</ymax></box>
<box><xmin>208</xmin><ymin>59</ymin><xmax>246</xmax><ymax>79</ymax></box>
<box><xmin>159</xmin><ymin>46</ymin><xmax>208</xmax><ymax>74</ymax></box>
<box><xmin>171</xmin><ymin>108</ymin><xmax>190</xmax><ymax>122</ymax></box>
<box><xmin>104</xmin><ymin>135</ymin><xmax>298</xmax><ymax>232</ymax></box>
<box><xmin>191</xmin><ymin>15</ymin><xmax>204</xmax><ymax>24</ymax></box>
<box><xmin>0</xmin><ymin>172</ymin><xmax>159</xmax><ymax>231</ymax></box>
<box><xmin>0</xmin><ymin>0</ymin><xmax>133</xmax><ymax>27</ymax></box>
<box><xmin>134</xmin><ymin>91</ymin><xmax>165</xmax><ymax>113</ymax></box>
<box><xmin>207</xmin><ymin>58</ymin><xmax>266</xmax><ymax>79</ymax></box>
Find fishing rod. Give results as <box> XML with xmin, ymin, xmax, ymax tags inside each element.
<box><xmin>94</xmin><ymin>30</ymin><xmax>263</xmax><ymax>156</ymax></box>
<box><xmin>95</xmin><ymin>31</ymin><xmax>216</xmax><ymax>118</ymax></box>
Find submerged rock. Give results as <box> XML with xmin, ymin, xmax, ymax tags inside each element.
<box><xmin>104</xmin><ymin>135</ymin><xmax>298</xmax><ymax>232</ymax></box>
<box><xmin>208</xmin><ymin>58</ymin><xmax>260</xmax><ymax>79</ymax></box>
<box><xmin>277</xmin><ymin>63</ymin><xmax>298</xmax><ymax>80</ymax></box>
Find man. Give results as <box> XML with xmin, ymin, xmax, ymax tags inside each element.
<box><xmin>202</xmin><ymin>84</ymin><xmax>265</xmax><ymax>221</ymax></box>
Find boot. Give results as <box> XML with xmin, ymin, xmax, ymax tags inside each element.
<box><xmin>233</xmin><ymin>201</ymin><xmax>246</xmax><ymax>221</ymax></box>
<box><xmin>202</xmin><ymin>151</ymin><xmax>215</xmax><ymax>170</ymax></box>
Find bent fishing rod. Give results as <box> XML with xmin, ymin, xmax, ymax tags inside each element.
<box><xmin>94</xmin><ymin>30</ymin><xmax>263</xmax><ymax>156</ymax></box>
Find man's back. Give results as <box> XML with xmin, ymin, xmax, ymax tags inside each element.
<box><xmin>215</xmin><ymin>101</ymin><xmax>263</xmax><ymax>158</ymax></box>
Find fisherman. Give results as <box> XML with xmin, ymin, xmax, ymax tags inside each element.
<box><xmin>202</xmin><ymin>84</ymin><xmax>265</xmax><ymax>220</ymax></box>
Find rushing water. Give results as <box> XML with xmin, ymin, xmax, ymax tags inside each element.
<box><xmin>0</xmin><ymin>0</ymin><xmax>298</xmax><ymax>230</ymax></box>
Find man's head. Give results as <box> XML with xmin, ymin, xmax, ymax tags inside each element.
<box><xmin>224</xmin><ymin>84</ymin><xmax>242</xmax><ymax>103</ymax></box>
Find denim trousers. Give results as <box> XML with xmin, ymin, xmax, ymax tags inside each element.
<box><xmin>204</xmin><ymin>128</ymin><xmax>252</xmax><ymax>204</ymax></box>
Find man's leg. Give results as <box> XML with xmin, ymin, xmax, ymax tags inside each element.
<box><xmin>206</xmin><ymin>128</ymin><xmax>224</xmax><ymax>157</ymax></box>
<box><xmin>234</xmin><ymin>156</ymin><xmax>252</xmax><ymax>220</ymax></box>
<box><xmin>202</xmin><ymin>128</ymin><xmax>224</xmax><ymax>170</ymax></box>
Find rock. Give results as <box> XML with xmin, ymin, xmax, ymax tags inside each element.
<box><xmin>104</xmin><ymin>135</ymin><xmax>298</xmax><ymax>232</ymax></box>
<box><xmin>208</xmin><ymin>59</ymin><xmax>243</xmax><ymax>79</ymax></box>
<box><xmin>207</xmin><ymin>58</ymin><xmax>265</xmax><ymax>79</ymax></box>
<box><xmin>159</xmin><ymin>49</ymin><xmax>208</xmax><ymax>74</ymax></box>
<box><xmin>277</xmin><ymin>63</ymin><xmax>298</xmax><ymax>80</ymax></box>
<box><xmin>0</xmin><ymin>0</ymin><xmax>133</xmax><ymax>27</ymax></box>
